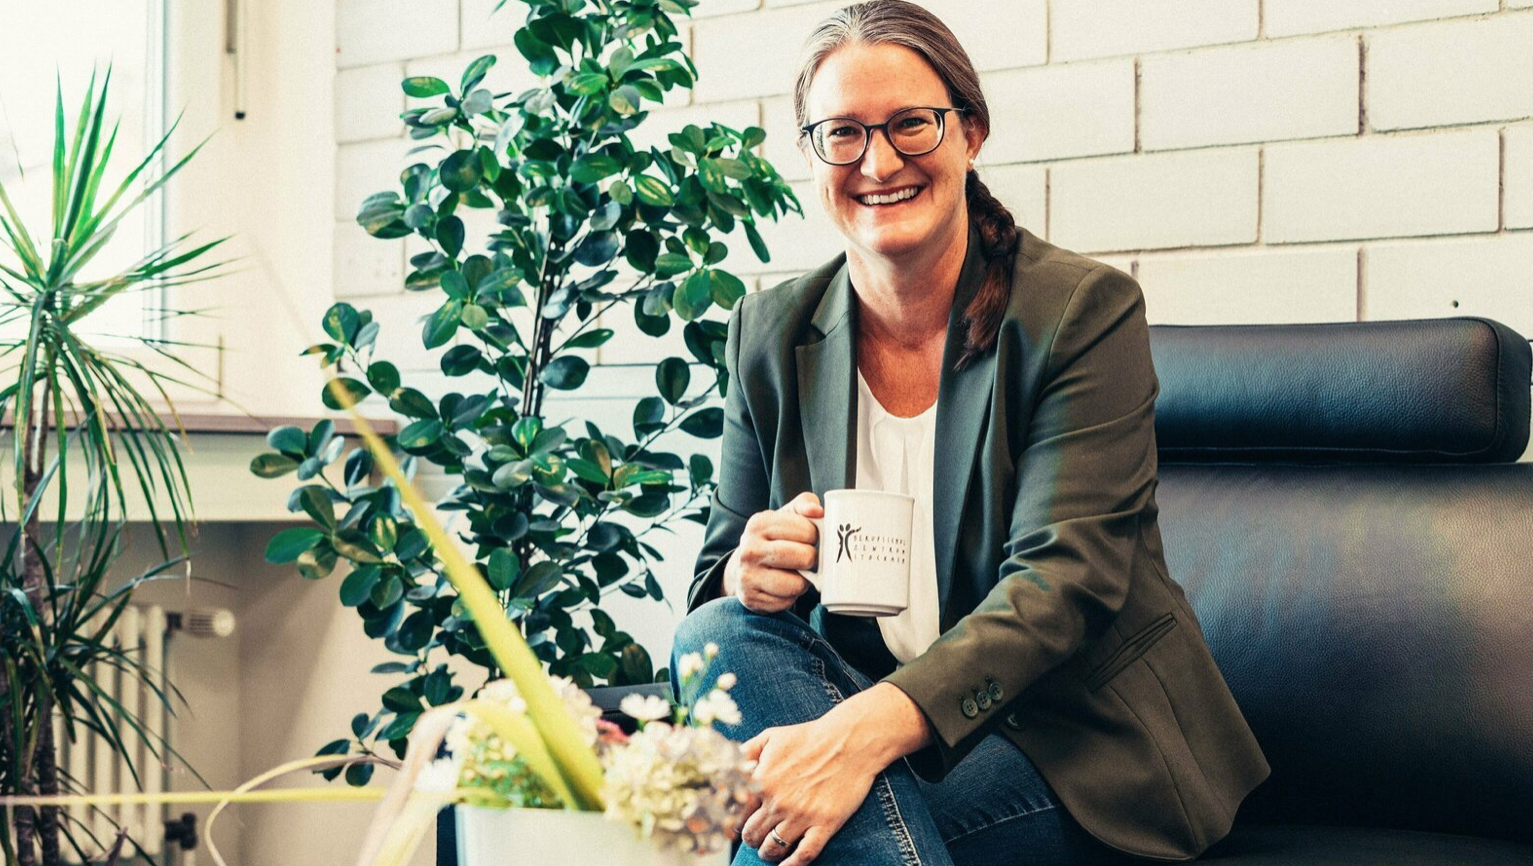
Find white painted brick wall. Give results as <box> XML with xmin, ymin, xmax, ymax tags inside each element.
<box><xmin>1507</xmin><ymin>124</ymin><xmax>1533</xmax><ymax>231</ymax></box>
<box><xmin>1140</xmin><ymin>36</ymin><xmax>1358</xmax><ymax>150</ymax></box>
<box><xmin>1050</xmin><ymin>149</ymin><xmax>1260</xmax><ymax>253</ymax></box>
<box><xmin>1364</xmin><ymin>234</ymin><xmax>1533</xmax><ymax>338</ymax></box>
<box><xmin>335</xmin><ymin>138</ymin><xmax>414</xmax><ymax>222</ymax></box>
<box><xmin>336</xmin><ymin>0</ymin><xmax>459</xmax><ymax>68</ymax></box>
<box><xmin>976</xmin><ymin>163</ymin><xmax>1047</xmax><ymax>235</ymax></box>
<box><xmin>1051</xmin><ymin>0</ymin><xmax>1258</xmax><ymax>61</ymax></box>
<box><xmin>1137</xmin><ymin>247</ymin><xmax>1358</xmax><ymax>324</ymax></box>
<box><xmin>691</xmin><ymin>0</ymin><xmax>762</xmax><ymax>18</ymax></box>
<box><xmin>1264</xmin><ymin>130</ymin><xmax>1500</xmax><ymax>243</ymax></box>
<box><xmin>333</xmin><ymin>222</ymin><xmax>405</xmax><ymax>299</ymax></box>
<box><xmin>982</xmin><ymin>60</ymin><xmax>1135</xmax><ymax>163</ymax></box>
<box><xmin>747</xmin><ymin>180</ymin><xmax>846</xmax><ymax>273</ymax></box>
<box><xmin>1265</xmin><ymin>0</ymin><xmax>1496</xmax><ymax>37</ymax></box>
<box><xmin>460</xmin><ymin>0</ymin><xmax>527</xmax><ymax>50</ymax></box>
<box><xmin>922</xmin><ymin>0</ymin><xmax>1047</xmax><ymax>72</ymax></box>
<box><xmin>336</xmin><ymin>64</ymin><xmax>406</xmax><ymax>143</ymax></box>
<box><xmin>692</xmin><ymin>2</ymin><xmax>842</xmax><ymax>102</ymax></box>
<box><xmin>1368</xmin><ymin>13</ymin><xmax>1533</xmax><ymax>131</ymax></box>
<box><xmin>762</xmin><ymin>96</ymin><xmax>809</xmax><ymax>182</ymax></box>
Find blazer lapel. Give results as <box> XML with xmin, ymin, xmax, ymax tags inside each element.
<box><xmin>933</xmin><ymin>226</ymin><xmax>999</xmax><ymax>631</ymax></box>
<box><xmin>796</xmin><ymin>264</ymin><xmax>858</xmax><ymax>497</ymax></box>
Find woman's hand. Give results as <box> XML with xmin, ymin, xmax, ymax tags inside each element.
<box><xmin>736</xmin><ymin>683</ymin><xmax>934</xmax><ymax>865</ymax></box>
<box><xmin>724</xmin><ymin>491</ymin><xmax>823</xmax><ymax>613</ymax></box>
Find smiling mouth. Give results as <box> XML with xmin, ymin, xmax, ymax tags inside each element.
<box><xmin>855</xmin><ymin>186</ymin><xmax>923</xmax><ymax>207</ymax></box>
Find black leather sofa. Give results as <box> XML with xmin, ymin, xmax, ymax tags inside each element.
<box><xmin>1148</xmin><ymin>317</ymin><xmax>1533</xmax><ymax>865</ymax></box>
<box><xmin>441</xmin><ymin>316</ymin><xmax>1533</xmax><ymax>866</ymax></box>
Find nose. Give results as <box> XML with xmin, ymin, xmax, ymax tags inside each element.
<box><xmin>860</xmin><ymin>126</ymin><xmax>905</xmax><ymax>182</ymax></box>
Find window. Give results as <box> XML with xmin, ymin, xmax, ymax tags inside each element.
<box><xmin>0</xmin><ymin>0</ymin><xmax>168</xmax><ymax>342</ymax></box>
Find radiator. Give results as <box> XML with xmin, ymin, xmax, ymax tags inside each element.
<box><xmin>54</xmin><ymin>604</ymin><xmax>233</xmax><ymax>862</ymax></box>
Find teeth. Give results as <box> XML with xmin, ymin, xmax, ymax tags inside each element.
<box><xmin>858</xmin><ymin>187</ymin><xmax>919</xmax><ymax>206</ymax></box>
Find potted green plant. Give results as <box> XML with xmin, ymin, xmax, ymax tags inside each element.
<box><xmin>249</xmin><ymin>0</ymin><xmax>798</xmax><ymax>791</ymax></box>
<box><xmin>0</xmin><ymin>71</ymin><xmax>225</xmax><ymax>865</ymax></box>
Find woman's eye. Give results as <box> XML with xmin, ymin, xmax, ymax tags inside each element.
<box><xmin>897</xmin><ymin>117</ymin><xmax>930</xmax><ymax>131</ymax></box>
<box><xmin>825</xmin><ymin>124</ymin><xmax>859</xmax><ymax>139</ymax></box>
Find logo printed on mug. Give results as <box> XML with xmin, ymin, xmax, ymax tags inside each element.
<box><xmin>836</xmin><ymin>524</ymin><xmax>861</xmax><ymax>563</ymax></box>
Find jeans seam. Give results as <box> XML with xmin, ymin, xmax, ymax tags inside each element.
<box><xmin>820</xmin><ymin>669</ymin><xmax>924</xmax><ymax>866</ymax></box>
<box><xmin>941</xmin><ymin>801</ymin><xmax>1061</xmax><ymax>847</ymax></box>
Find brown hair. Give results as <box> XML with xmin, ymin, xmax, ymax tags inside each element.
<box><xmin>792</xmin><ymin>0</ymin><xmax>1020</xmax><ymax>370</ymax></box>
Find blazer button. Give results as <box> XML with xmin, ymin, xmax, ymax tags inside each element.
<box><xmin>961</xmin><ymin>697</ymin><xmax>979</xmax><ymax>719</ymax></box>
<box><xmin>975</xmin><ymin>690</ymin><xmax>992</xmax><ymax>711</ymax></box>
<box><xmin>1004</xmin><ymin>712</ymin><xmax>1024</xmax><ymax>730</ymax></box>
<box><xmin>988</xmin><ymin>681</ymin><xmax>1004</xmax><ymax>702</ymax></box>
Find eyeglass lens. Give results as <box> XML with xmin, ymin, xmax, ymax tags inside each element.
<box><xmin>812</xmin><ymin>108</ymin><xmax>944</xmax><ymax>165</ymax></box>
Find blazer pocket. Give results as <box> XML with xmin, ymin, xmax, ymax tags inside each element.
<box><xmin>1086</xmin><ymin>612</ymin><xmax>1178</xmax><ymax>692</ymax></box>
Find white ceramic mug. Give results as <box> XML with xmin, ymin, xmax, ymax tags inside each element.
<box><xmin>797</xmin><ymin>489</ymin><xmax>915</xmax><ymax>617</ymax></box>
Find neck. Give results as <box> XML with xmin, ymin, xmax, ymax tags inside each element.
<box><xmin>846</xmin><ymin>210</ymin><xmax>969</xmax><ymax>352</ymax></box>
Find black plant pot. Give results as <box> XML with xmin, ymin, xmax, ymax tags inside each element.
<box><xmin>435</xmin><ymin>681</ymin><xmax>674</xmax><ymax>866</ymax></box>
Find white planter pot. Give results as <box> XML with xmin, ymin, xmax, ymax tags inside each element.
<box><xmin>456</xmin><ymin>805</ymin><xmax>733</xmax><ymax>866</ymax></box>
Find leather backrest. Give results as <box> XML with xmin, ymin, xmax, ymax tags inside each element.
<box><xmin>1149</xmin><ymin>317</ymin><xmax>1531</xmax><ymax>464</ymax></box>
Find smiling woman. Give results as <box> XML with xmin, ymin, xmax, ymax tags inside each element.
<box><xmin>671</xmin><ymin>2</ymin><xmax>1270</xmax><ymax>866</ymax></box>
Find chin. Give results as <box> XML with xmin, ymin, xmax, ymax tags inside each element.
<box><xmin>849</xmin><ymin>223</ymin><xmax>937</xmax><ymax>259</ymax></box>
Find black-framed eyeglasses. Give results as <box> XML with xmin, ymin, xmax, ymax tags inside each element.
<box><xmin>799</xmin><ymin>106</ymin><xmax>967</xmax><ymax>166</ymax></box>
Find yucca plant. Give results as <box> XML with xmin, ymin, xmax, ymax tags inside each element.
<box><xmin>0</xmin><ymin>69</ymin><xmax>227</xmax><ymax>865</ymax></box>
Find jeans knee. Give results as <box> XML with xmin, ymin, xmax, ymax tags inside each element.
<box><xmin>672</xmin><ymin>596</ymin><xmax>755</xmax><ymax>658</ymax></box>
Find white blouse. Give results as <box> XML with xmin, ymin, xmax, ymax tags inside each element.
<box><xmin>855</xmin><ymin>370</ymin><xmax>941</xmax><ymax>665</ymax></box>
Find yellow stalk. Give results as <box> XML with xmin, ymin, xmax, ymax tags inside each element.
<box><xmin>323</xmin><ymin>376</ymin><xmax>606</xmax><ymax>811</ymax></box>
<box><xmin>460</xmin><ymin>698</ymin><xmax>577</xmax><ymax>807</ymax></box>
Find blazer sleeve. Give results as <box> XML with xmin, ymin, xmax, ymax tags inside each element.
<box><xmin>882</xmin><ymin>264</ymin><xmax>1161</xmax><ymax>782</ymax></box>
<box><xmin>687</xmin><ymin>296</ymin><xmax>769</xmax><ymax>613</ymax></box>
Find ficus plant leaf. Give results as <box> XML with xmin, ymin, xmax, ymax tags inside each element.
<box><xmin>256</xmin><ymin>0</ymin><xmax>803</xmax><ymax>777</ymax></box>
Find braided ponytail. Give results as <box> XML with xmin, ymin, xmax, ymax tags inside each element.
<box><xmin>957</xmin><ymin>169</ymin><xmax>1020</xmax><ymax>370</ymax></box>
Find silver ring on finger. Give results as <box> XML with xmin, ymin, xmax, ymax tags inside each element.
<box><xmin>768</xmin><ymin>828</ymin><xmax>791</xmax><ymax>849</ymax></box>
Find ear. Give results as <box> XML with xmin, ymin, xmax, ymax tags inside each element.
<box><xmin>961</xmin><ymin>116</ymin><xmax>986</xmax><ymax>165</ymax></box>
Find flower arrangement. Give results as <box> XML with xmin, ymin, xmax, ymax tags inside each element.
<box><xmin>425</xmin><ymin>644</ymin><xmax>754</xmax><ymax>857</ymax></box>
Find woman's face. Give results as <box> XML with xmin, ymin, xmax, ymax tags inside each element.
<box><xmin>801</xmin><ymin>42</ymin><xmax>981</xmax><ymax>265</ymax></box>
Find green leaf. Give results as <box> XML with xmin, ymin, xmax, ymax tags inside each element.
<box><xmin>461</xmin><ymin>303</ymin><xmax>490</xmax><ymax>330</ymax></box>
<box><xmin>562</xmin><ymin>328</ymin><xmax>613</xmax><ymax>350</ymax></box>
<box><xmin>339</xmin><ymin>566</ymin><xmax>382</xmax><ymax>607</ymax></box>
<box><xmin>333</xmin><ymin>529</ymin><xmax>384</xmax><ymax>564</ymax></box>
<box><xmin>607</xmin><ymin>85</ymin><xmax>641</xmax><ymax>116</ymax></box>
<box><xmin>397</xmin><ymin>419</ymin><xmax>444</xmax><ymax>450</ymax></box>
<box><xmin>570</xmin><ymin>153</ymin><xmax>622</xmax><ymax>185</ymax></box>
<box><xmin>345</xmin><ymin>763</ymin><xmax>375</xmax><ymax>787</ymax></box>
<box><xmin>656</xmin><ymin>357</ymin><xmax>691</xmax><ymax>405</ymax></box>
<box><xmin>461</xmin><ymin>54</ymin><xmax>496</xmax><ymax>93</ymax></box>
<box><xmin>382</xmin><ymin>687</ymin><xmax>421</xmax><ymax>713</ymax></box>
<box><xmin>541</xmin><ymin>356</ymin><xmax>590</xmax><ymax>390</ymax></box>
<box><xmin>402</xmin><ymin>76</ymin><xmax>450</xmax><ymax>97</ymax></box>
<box><xmin>673</xmin><ymin>270</ymin><xmax>711</xmax><ymax>321</ymax></box>
<box><xmin>715</xmin><ymin>157</ymin><xmax>752</xmax><ymax>179</ymax></box>
<box><xmin>369</xmin><ymin>516</ymin><xmax>398</xmax><ymax>552</ymax></box>
<box><xmin>633</xmin><ymin>175</ymin><xmax>674</xmax><ymax>207</ymax></box>
<box><xmin>679</xmin><ymin>407</ymin><xmax>724</xmax><ymax>438</ymax></box>
<box><xmin>265</xmin><ymin>527</ymin><xmax>325</xmax><ymax>564</ymax></box>
<box><xmin>566</xmin><ymin>457</ymin><xmax>609</xmax><ymax>484</ymax></box>
<box><xmin>513</xmin><ymin>561</ymin><xmax>564</xmax><ymax>600</ymax></box>
<box><xmin>710</xmin><ymin>269</ymin><xmax>747</xmax><ymax>309</ymax></box>
<box><xmin>297</xmin><ymin>543</ymin><xmax>339</xmax><ymax>580</ymax></box>
<box><xmin>440</xmin><ymin>150</ymin><xmax>482</xmax><ymax>193</ymax></box>
<box><xmin>633</xmin><ymin>396</ymin><xmax>666</xmax><ymax>436</ymax></box>
<box><xmin>321</xmin><ymin>377</ymin><xmax>371</xmax><ymax>411</ymax></box>
<box><xmin>298</xmin><ymin>486</ymin><xmax>336</xmax><ymax>528</ymax></box>
<box><xmin>266</xmin><ymin>425</ymin><xmax>308</xmax><ymax>456</ymax></box>
<box><xmin>390</xmin><ymin>387</ymin><xmax>438</xmax><ymax>419</ymax></box>
<box><xmin>654</xmin><ymin>252</ymin><xmax>692</xmax><ymax>278</ymax></box>
<box><xmin>323</xmin><ymin>303</ymin><xmax>360</xmax><ymax>343</ymax></box>
<box><xmin>423</xmin><ymin>300</ymin><xmax>463</xmax><ymax>349</ymax></box>
<box><xmin>744</xmin><ymin>220</ymin><xmax>771</xmax><ymax>263</ymax></box>
<box><xmin>436</xmin><ymin>215</ymin><xmax>466</xmax><ymax>257</ymax></box>
<box><xmin>367</xmin><ymin>361</ymin><xmax>401</xmax><ymax>396</ymax></box>
<box><xmin>487</xmin><ymin>548</ymin><xmax>520</xmax><ymax>591</ymax></box>
<box><xmin>568</xmin><ymin>72</ymin><xmax>609</xmax><ymax>95</ymax></box>
<box><xmin>251</xmin><ymin>452</ymin><xmax>301</xmax><ymax>478</ymax></box>
<box><xmin>441</xmin><ymin>345</ymin><xmax>482</xmax><ymax>376</ymax></box>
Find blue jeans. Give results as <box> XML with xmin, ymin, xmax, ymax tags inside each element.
<box><xmin>671</xmin><ymin>598</ymin><xmax>1141</xmax><ymax>866</ymax></box>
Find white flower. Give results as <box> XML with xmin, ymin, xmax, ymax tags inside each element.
<box><xmin>677</xmin><ymin>652</ymin><xmax>705</xmax><ymax>681</ymax></box>
<box><xmin>691</xmin><ymin>689</ymin><xmax>741</xmax><ymax>727</ymax></box>
<box><xmin>714</xmin><ymin>672</ymin><xmax>737</xmax><ymax>692</ymax></box>
<box><xmin>704</xmin><ymin>642</ymin><xmax>719</xmax><ymax>660</ymax></box>
<box><xmin>414</xmin><ymin>757</ymin><xmax>462</xmax><ymax>794</ymax></box>
<box><xmin>620</xmin><ymin>693</ymin><xmax>673</xmax><ymax>723</ymax></box>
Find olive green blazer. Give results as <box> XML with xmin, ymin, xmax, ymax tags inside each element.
<box><xmin>686</xmin><ymin>224</ymin><xmax>1270</xmax><ymax>861</ymax></box>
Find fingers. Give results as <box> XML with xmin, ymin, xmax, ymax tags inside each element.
<box><xmin>745</xmin><ymin>508</ymin><xmax>820</xmax><ymax>546</ymax></box>
<box><xmin>737</xmin><ymin>569</ymin><xmax>811</xmax><ymax>613</ymax></box>
<box><xmin>780</xmin><ymin>827</ymin><xmax>831</xmax><ymax>866</ymax></box>
<box><xmin>740</xmin><ymin>800</ymin><xmax>781</xmax><ymax>851</ymax></box>
<box><xmin>742</xmin><ymin>730</ymin><xmax>769</xmax><ymax>760</ymax></box>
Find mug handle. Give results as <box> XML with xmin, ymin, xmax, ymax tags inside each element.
<box><xmin>795</xmin><ymin>515</ymin><xmax>824</xmax><ymax>592</ymax></box>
